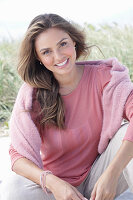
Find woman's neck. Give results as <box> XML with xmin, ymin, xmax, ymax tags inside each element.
<box><xmin>56</xmin><ymin>65</ymin><xmax>84</xmax><ymax>96</ymax></box>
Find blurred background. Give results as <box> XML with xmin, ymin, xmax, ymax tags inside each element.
<box><xmin>0</xmin><ymin>1</ymin><xmax>133</xmax><ymax>199</ymax></box>
<box><xmin>0</xmin><ymin>0</ymin><xmax>133</xmax><ymax>40</ymax></box>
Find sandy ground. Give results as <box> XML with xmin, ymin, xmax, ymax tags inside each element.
<box><xmin>0</xmin><ymin>136</ymin><xmax>133</xmax><ymax>199</ymax></box>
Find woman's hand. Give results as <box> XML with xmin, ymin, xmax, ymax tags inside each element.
<box><xmin>90</xmin><ymin>140</ymin><xmax>133</xmax><ymax>200</ymax></box>
<box><xmin>90</xmin><ymin>169</ymin><xmax>119</xmax><ymax>200</ymax></box>
<box><xmin>46</xmin><ymin>174</ymin><xmax>86</xmax><ymax>200</ymax></box>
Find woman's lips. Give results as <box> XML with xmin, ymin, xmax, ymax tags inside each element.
<box><xmin>55</xmin><ymin>58</ymin><xmax>69</xmax><ymax>68</ymax></box>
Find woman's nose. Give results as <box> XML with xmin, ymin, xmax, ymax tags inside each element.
<box><xmin>53</xmin><ymin>50</ymin><xmax>63</xmax><ymax>61</ymax></box>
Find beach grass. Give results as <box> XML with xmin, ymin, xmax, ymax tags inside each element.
<box><xmin>0</xmin><ymin>39</ymin><xmax>22</xmax><ymax>124</ymax></box>
<box><xmin>84</xmin><ymin>23</ymin><xmax>133</xmax><ymax>79</ymax></box>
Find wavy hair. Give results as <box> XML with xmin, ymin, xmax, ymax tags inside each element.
<box><xmin>17</xmin><ymin>13</ymin><xmax>89</xmax><ymax>130</ymax></box>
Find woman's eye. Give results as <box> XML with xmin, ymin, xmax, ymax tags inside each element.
<box><xmin>60</xmin><ymin>42</ymin><xmax>67</xmax><ymax>47</ymax></box>
<box><xmin>43</xmin><ymin>50</ymin><xmax>50</xmax><ymax>55</ymax></box>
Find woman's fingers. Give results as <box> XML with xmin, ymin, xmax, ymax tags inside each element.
<box><xmin>90</xmin><ymin>187</ymin><xmax>115</xmax><ymax>200</ymax></box>
<box><xmin>72</xmin><ymin>186</ymin><xmax>86</xmax><ymax>200</ymax></box>
<box><xmin>90</xmin><ymin>185</ymin><xmax>96</xmax><ymax>200</ymax></box>
<box><xmin>95</xmin><ymin>193</ymin><xmax>103</xmax><ymax>200</ymax></box>
<box><xmin>71</xmin><ymin>192</ymin><xmax>85</xmax><ymax>200</ymax></box>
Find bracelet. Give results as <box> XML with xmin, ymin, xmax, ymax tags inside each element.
<box><xmin>40</xmin><ymin>170</ymin><xmax>52</xmax><ymax>194</ymax></box>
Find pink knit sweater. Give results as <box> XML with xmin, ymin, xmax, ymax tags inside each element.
<box><xmin>9</xmin><ymin>58</ymin><xmax>133</xmax><ymax>186</ymax></box>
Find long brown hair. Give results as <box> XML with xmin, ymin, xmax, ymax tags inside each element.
<box><xmin>17</xmin><ymin>13</ymin><xmax>88</xmax><ymax>129</ymax></box>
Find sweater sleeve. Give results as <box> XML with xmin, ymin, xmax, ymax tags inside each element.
<box><xmin>123</xmin><ymin>90</ymin><xmax>133</xmax><ymax>141</ymax></box>
<box><xmin>9</xmin><ymin>88</ymin><xmax>43</xmax><ymax>170</ymax></box>
<box><xmin>9</xmin><ymin>144</ymin><xmax>24</xmax><ymax>170</ymax></box>
<box><xmin>96</xmin><ymin>64</ymin><xmax>133</xmax><ymax>142</ymax></box>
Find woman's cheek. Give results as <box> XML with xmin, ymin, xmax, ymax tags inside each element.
<box><xmin>66</xmin><ymin>46</ymin><xmax>76</xmax><ymax>57</ymax></box>
<box><xmin>42</xmin><ymin>58</ymin><xmax>53</xmax><ymax>68</ymax></box>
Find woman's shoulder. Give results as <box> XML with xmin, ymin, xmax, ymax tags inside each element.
<box><xmin>15</xmin><ymin>82</ymin><xmax>34</xmax><ymax>109</ymax></box>
<box><xmin>81</xmin><ymin>59</ymin><xmax>113</xmax><ymax>92</ymax></box>
<box><xmin>81</xmin><ymin>59</ymin><xmax>112</xmax><ymax>80</ymax></box>
<box><xmin>18</xmin><ymin>82</ymin><xmax>33</xmax><ymax>92</ymax></box>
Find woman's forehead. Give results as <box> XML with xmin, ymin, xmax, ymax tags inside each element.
<box><xmin>35</xmin><ymin>28</ymin><xmax>71</xmax><ymax>49</ymax></box>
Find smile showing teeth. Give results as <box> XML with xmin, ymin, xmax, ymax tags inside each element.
<box><xmin>56</xmin><ymin>59</ymin><xmax>68</xmax><ymax>67</ymax></box>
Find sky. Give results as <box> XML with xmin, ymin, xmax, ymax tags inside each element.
<box><xmin>0</xmin><ymin>0</ymin><xmax>133</xmax><ymax>40</ymax></box>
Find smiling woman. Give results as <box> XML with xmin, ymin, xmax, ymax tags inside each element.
<box><xmin>17</xmin><ymin>13</ymin><xmax>88</xmax><ymax>129</ymax></box>
<box><xmin>34</xmin><ymin>28</ymin><xmax>77</xmax><ymax>78</ymax></box>
<box><xmin>1</xmin><ymin>13</ymin><xmax>133</xmax><ymax>200</ymax></box>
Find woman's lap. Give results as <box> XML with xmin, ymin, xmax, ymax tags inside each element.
<box><xmin>0</xmin><ymin>172</ymin><xmax>55</xmax><ymax>200</ymax></box>
<box><xmin>1</xmin><ymin>123</ymin><xmax>132</xmax><ymax>200</ymax></box>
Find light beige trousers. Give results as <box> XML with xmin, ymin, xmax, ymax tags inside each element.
<box><xmin>0</xmin><ymin>123</ymin><xmax>133</xmax><ymax>200</ymax></box>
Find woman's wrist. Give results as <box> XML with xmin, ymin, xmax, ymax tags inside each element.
<box><xmin>40</xmin><ymin>170</ymin><xmax>53</xmax><ymax>193</ymax></box>
<box><xmin>45</xmin><ymin>173</ymin><xmax>58</xmax><ymax>192</ymax></box>
<box><xmin>106</xmin><ymin>164</ymin><xmax>122</xmax><ymax>178</ymax></box>
<box><xmin>107</xmin><ymin>140</ymin><xmax>133</xmax><ymax>178</ymax></box>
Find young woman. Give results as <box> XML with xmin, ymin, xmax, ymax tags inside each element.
<box><xmin>1</xmin><ymin>13</ymin><xmax>133</xmax><ymax>200</ymax></box>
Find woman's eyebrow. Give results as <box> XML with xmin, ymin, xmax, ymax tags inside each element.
<box><xmin>40</xmin><ymin>38</ymin><xmax>68</xmax><ymax>52</ymax></box>
<box><xmin>56</xmin><ymin>38</ymin><xmax>68</xmax><ymax>46</ymax></box>
<box><xmin>40</xmin><ymin>48</ymin><xmax>50</xmax><ymax>52</ymax></box>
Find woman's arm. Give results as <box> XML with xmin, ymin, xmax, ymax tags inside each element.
<box><xmin>12</xmin><ymin>157</ymin><xmax>85</xmax><ymax>200</ymax></box>
<box><xmin>13</xmin><ymin>157</ymin><xmax>43</xmax><ymax>185</ymax></box>
<box><xmin>107</xmin><ymin>140</ymin><xmax>133</xmax><ymax>175</ymax></box>
<box><xmin>90</xmin><ymin>139</ymin><xmax>133</xmax><ymax>200</ymax></box>
<box><xmin>91</xmin><ymin>89</ymin><xmax>133</xmax><ymax>200</ymax></box>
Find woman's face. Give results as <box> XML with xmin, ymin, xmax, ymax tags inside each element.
<box><xmin>35</xmin><ymin>28</ymin><xmax>76</xmax><ymax>78</ymax></box>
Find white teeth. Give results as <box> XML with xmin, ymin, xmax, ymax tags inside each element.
<box><xmin>56</xmin><ymin>59</ymin><xmax>67</xmax><ymax>66</ymax></box>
